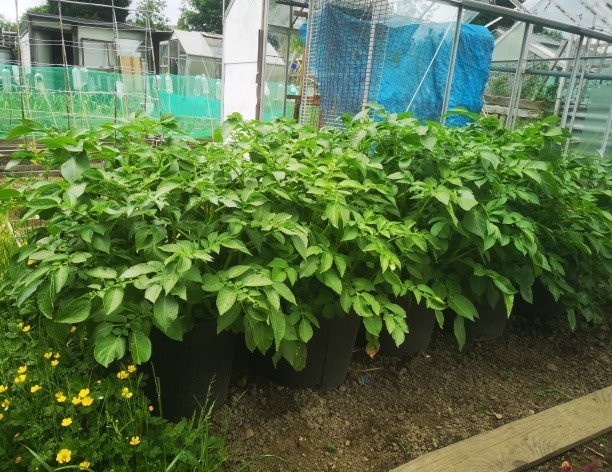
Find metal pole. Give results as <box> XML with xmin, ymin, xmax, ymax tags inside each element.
<box><xmin>488</xmin><ymin>65</ymin><xmax>612</xmax><ymax>81</ymax></box>
<box><xmin>14</xmin><ymin>0</ymin><xmax>26</xmax><ymax>122</ymax></box>
<box><xmin>569</xmin><ymin>38</ymin><xmax>597</xmax><ymax>136</ymax></box>
<box><xmin>298</xmin><ymin>0</ymin><xmax>315</xmax><ymax>125</ymax></box>
<box><xmin>256</xmin><ymin>0</ymin><xmax>270</xmax><ymax>120</ymax></box>
<box><xmin>560</xmin><ymin>34</ymin><xmax>584</xmax><ymax>129</ymax></box>
<box><xmin>440</xmin><ymin>5</ymin><xmax>463</xmax><ymax>125</ymax></box>
<box><xmin>361</xmin><ymin>3</ymin><xmax>381</xmax><ymax>108</ymax></box>
<box><xmin>221</xmin><ymin>0</ymin><xmax>226</xmax><ymax>120</ymax></box>
<box><xmin>505</xmin><ymin>22</ymin><xmax>532</xmax><ymax>130</ymax></box>
<box><xmin>283</xmin><ymin>29</ymin><xmax>291</xmax><ymax>117</ymax></box>
<box><xmin>598</xmin><ymin>103</ymin><xmax>612</xmax><ymax>158</ymax></box>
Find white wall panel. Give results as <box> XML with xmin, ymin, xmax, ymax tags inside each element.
<box><xmin>222</xmin><ymin>0</ymin><xmax>263</xmax><ymax>120</ymax></box>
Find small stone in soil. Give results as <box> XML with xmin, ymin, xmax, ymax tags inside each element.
<box><xmin>494</xmin><ymin>413</ymin><xmax>504</xmax><ymax>420</ymax></box>
<box><xmin>547</xmin><ymin>363</ymin><xmax>558</xmax><ymax>372</ymax></box>
<box><xmin>245</xmin><ymin>427</ymin><xmax>254</xmax><ymax>439</ymax></box>
<box><xmin>345</xmin><ymin>440</ymin><xmax>351</xmax><ymax>446</ymax></box>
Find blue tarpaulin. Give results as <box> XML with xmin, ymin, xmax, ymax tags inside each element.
<box><xmin>302</xmin><ymin>5</ymin><xmax>494</xmax><ymax>126</ymax></box>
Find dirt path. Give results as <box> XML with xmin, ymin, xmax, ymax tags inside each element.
<box><xmin>218</xmin><ymin>312</ymin><xmax>611</xmax><ymax>472</ymax></box>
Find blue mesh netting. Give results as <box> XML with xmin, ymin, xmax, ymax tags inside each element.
<box><xmin>301</xmin><ymin>4</ymin><xmax>388</xmax><ymax>123</ymax></box>
<box><xmin>303</xmin><ymin>4</ymin><xmax>494</xmax><ymax>126</ymax></box>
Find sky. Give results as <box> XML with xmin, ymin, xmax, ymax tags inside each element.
<box><xmin>0</xmin><ymin>0</ymin><xmax>183</xmax><ymax>25</ymax></box>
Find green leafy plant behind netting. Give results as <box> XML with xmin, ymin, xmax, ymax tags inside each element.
<box><xmin>0</xmin><ymin>65</ymin><xmax>294</xmax><ymax>138</ymax></box>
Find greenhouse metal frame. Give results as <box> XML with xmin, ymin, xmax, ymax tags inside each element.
<box><xmin>291</xmin><ymin>0</ymin><xmax>612</xmax><ymax>155</ymax></box>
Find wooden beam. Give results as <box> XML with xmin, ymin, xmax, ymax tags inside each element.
<box><xmin>483</xmin><ymin>94</ymin><xmax>545</xmax><ymax>111</ymax></box>
<box><xmin>390</xmin><ymin>385</ymin><xmax>612</xmax><ymax>472</ymax></box>
<box><xmin>483</xmin><ymin>105</ymin><xmax>543</xmax><ymax>119</ymax></box>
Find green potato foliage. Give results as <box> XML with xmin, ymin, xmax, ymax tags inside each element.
<box><xmin>347</xmin><ymin>107</ymin><xmax>611</xmax><ymax>347</ymax></box>
<box><xmin>0</xmin><ymin>107</ymin><xmax>610</xmax><ymax>370</ymax></box>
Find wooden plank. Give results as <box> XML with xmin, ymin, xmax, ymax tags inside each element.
<box><xmin>484</xmin><ymin>105</ymin><xmax>543</xmax><ymax>119</ymax></box>
<box><xmin>390</xmin><ymin>385</ymin><xmax>612</xmax><ymax>472</ymax></box>
<box><xmin>484</xmin><ymin>94</ymin><xmax>546</xmax><ymax>111</ymax></box>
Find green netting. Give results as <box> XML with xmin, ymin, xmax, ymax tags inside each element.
<box><xmin>0</xmin><ymin>65</ymin><xmax>293</xmax><ymax>139</ymax></box>
<box><xmin>0</xmin><ymin>65</ymin><xmax>221</xmax><ymax>138</ymax></box>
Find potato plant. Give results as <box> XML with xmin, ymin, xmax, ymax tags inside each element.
<box><xmin>0</xmin><ymin>108</ymin><xmax>610</xmax><ymax>369</ymax></box>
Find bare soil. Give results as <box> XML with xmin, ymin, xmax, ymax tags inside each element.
<box><xmin>217</xmin><ymin>312</ymin><xmax>612</xmax><ymax>472</ymax></box>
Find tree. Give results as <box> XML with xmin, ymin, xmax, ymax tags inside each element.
<box><xmin>25</xmin><ymin>5</ymin><xmax>51</xmax><ymax>15</ymax></box>
<box><xmin>134</xmin><ymin>0</ymin><xmax>170</xmax><ymax>30</ymax></box>
<box><xmin>178</xmin><ymin>0</ymin><xmax>223</xmax><ymax>34</ymax></box>
<box><xmin>0</xmin><ymin>15</ymin><xmax>17</xmax><ymax>32</ymax></box>
<box><xmin>46</xmin><ymin>0</ymin><xmax>131</xmax><ymax>23</ymax></box>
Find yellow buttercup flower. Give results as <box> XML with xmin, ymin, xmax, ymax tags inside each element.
<box><xmin>71</xmin><ymin>396</ymin><xmax>81</xmax><ymax>405</ymax></box>
<box><xmin>14</xmin><ymin>456</ymin><xmax>21</xmax><ymax>464</ymax></box>
<box><xmin>30</xmin><ymin>385</ymin><xmax>42</xmax><ymax>393</ymax></box>
<box><xmin>81</xmin><ymin>396</ymin><xmax>94</xmax><ymax>407</ymax></box>
<box><xmin>0</xmin><ymin>385</ymin><xmax>7</xmax><ymax>393</ymax></box>
<box><xmin>121</xmin><ymin>387</ymin><xmax>133</xmax><ymax>399</ymax></box>
<box><xmin>129</xmin><ymin>436</ymin><xmax>141</xmax><ymax>446</ymax></box>
<box><xmin>79</xmin><ymin>461</ymin><xmax>91</xmax><ymax>470</ymax></box>
<box><xmin>22</xmin><ymin>325</ymin><xmax>31</xmax><ymax>333</ymax></box>
<box><xmin>1</xmin><ymin>399</ymin><xmax>9</xmax><ymax>410</ymax></box>
<box><xmin>78</xmin><ymin>388</ymin><xmax>90</xmax><ymax>398</ymax></box>
<box><xmin>54</xmin><ymin>353</ymin><xmax>61</xmax><ymax>359</ymax></box>
<box><xmin>51</xmin><ymin>359</ymin><xmax>59</xmax><ymax>367</ymax></box>
<box><xmin>61</xmin><ymin>418</ymin><xmax>72</xmax><ymax>427</ymax></box>
<box><xmin>17</xmin><ymin>322</ymin><xmax>23</xmax><ymax>328</ymax></box>
<box><xmin>56</xmin><ymin>448</ymin><xmax>72</xmax><ymax>464</ymax></box>
<box><xmin>0</xmin><ymin>413</ymin><xmax>4</xmax><ymax>420</ymax></box>
<box><xmin>148</xmin><ymin>405</ymin><xmax>154</xmax><ymax>412</ymax></box>
<box><xmin>14</xmin><ymin>374</ymin><xmax>26</xmax><ymax>383</ymax></box>
<box><xmin>55</xmin><ymin>392</ymin><xmax>67</xmax><ymax>403</ymax></box>
<box><xmin>117</xmin><ymin>370</ymin><xmax>129</xmax><ymax>380</ymax></box>
<box><xmin>17</xmin><ymin>366</ymin><xmax>27</xmax><ymax>374</ymax></box>
<box><xmin>71</xmin><ymin>326</ymin><xmax>77</xmax><ymax>333</ymax></box>
<box><xmin>43</xmin><ymin>352</ymin><xmax>53</xmax><ymax>359</ymax></box>
<box><xmin>127</xmin><ymin>365</ymin><xmax>137</xmax><ymax>373</ymax></box>
<box><xmin>27</xmin><ymin>259</ymin><xmax>35</xmax><ymax>265</ymax></box>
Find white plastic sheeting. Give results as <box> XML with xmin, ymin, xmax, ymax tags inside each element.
<box><xmin>222</xmin><ymin>0</ymin><xmax>264</xmax><ymax>120</ymax></box>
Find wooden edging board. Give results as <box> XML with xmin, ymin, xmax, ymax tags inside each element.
<box><xmin>390</xmin><ymin>385</ymin><xmax>612</xmax><ymax>472</ymax></box>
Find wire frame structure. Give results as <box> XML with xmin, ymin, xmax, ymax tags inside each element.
<box><xmin>299</xmin><ymin>0</ymin><xmax>392</xmax><ymax>127</ymax></box>
<box><xmin>298</xmin><ymin>0</ymin><xmax>612</xmax><ymax>156</ymax></box>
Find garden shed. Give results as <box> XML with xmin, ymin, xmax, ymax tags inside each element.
<box><xmin>19</xmin><ymin>13</ymin><xmax>171</xmax><ymax>76</ymax></box>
